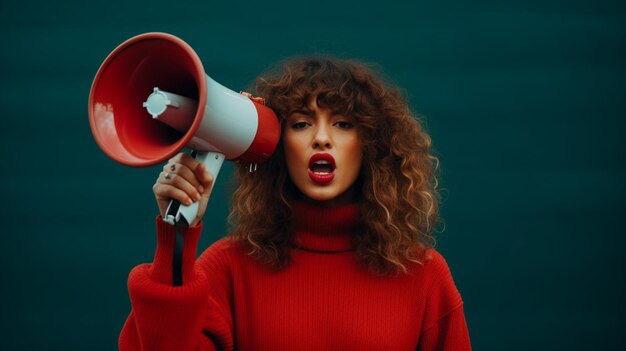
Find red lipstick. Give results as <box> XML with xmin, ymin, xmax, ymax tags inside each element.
<box><xmin>308</xmin><ymin>153</ymin><xmax>336</xmax><ymax>184</ymax></box>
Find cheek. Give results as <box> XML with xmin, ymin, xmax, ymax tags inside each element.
<box><xmin>348</xmin><ymin>138</ymin><xmax>363</xmax><ymax>165</ymax></box>
<box><xmin>283</xmin><ymin>133</ymin><xmax>294</xmax><ymax>156</ymax></box>
<box><xmin>283</xmin><ymin>135</ymin><xmax>303</xmax><ymax>172</ymax></box>
<box><xmin>349</xmin><ymin>154</ymin><xmax>363</xmax><ymax>179</ymax></box>
<box><xmin>342</xmin><ymin>139</ymin><xmax>364</xmax><ymax>180</ymax></box>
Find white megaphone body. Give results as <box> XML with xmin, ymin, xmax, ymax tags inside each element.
<box><xmin>88</xmin><ymin>33</ymin><xmax>280</xmax><ymax>226</ymax></box>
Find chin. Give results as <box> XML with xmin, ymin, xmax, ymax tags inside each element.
<box><xmin>300</xmin><ymin>185</ymin><xmax>359</xmax><ymax>206</ymax></box>
<box><xmin>303</xmin><ymin>189</ymin><xmax>338</xmax><ymax>202</ymax></box>
<box><xmin>289</xmin><ymin>174</ymin><xmax>361</xmax><ymax>205</ymax></box>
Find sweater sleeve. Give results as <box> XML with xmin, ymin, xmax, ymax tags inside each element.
<box><xmin>418</xmin><ymin>250</ymin><xmax>471</xmax><ymax>351</ymax></box>
<box><xmin>118</xmin><ymin>216</ymin><xmax>233</xmax><ymax>351</ymax></box>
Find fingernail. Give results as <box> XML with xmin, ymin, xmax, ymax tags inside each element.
<box><xmin>198</xmin><ymin>185</ymin><xmax>204</xmax><ymax>193</ymax></box>
<box><xmin>186</xmin><ymin>198</ymin><xmax>193</xmax><ymax>205</ymax></box>
<box><xmin>195</xmin><ymin>193</ymin><xmax>201</xmax><ymax>201</ymax></box>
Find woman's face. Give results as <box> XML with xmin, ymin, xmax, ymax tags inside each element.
<box><xmin>283</xmin><ymin>99</ymin><xmax>363</xmax><ymax>205</ymax></box>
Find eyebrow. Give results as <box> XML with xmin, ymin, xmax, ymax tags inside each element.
<box><xmin>290</xmin><ymin>109</ymin><xmax>348</xmax><ymax>118</ymax></box>
<box><xmin>291</xmin><ymin>109</ymin><xmax>313</xmax><ymax>116</ymax></box>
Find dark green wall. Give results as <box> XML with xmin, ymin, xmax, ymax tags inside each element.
<box><xmin>1</xmin><ymin>0</ymin><xmax>624</xmax><ymax>349</ymax></box>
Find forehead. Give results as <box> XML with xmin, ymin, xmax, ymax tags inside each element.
<box><xmin>293</xmin><ymin>95</ymin><xmax>353</xmax><ymax>115</ymax></box>
<box><xmin>287</xmin><ymin>106</ymin><xmax>353</xmax><ymax>120</ymax></box>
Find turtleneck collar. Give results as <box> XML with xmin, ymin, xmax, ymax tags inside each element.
<box><xmin>291</xmin><ymin>201</ymin><xmax>360</xmax><ymax>253</ymax></box>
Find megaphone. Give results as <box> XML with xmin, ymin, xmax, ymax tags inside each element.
<box><xmin>88</xmin><ymin>32</ymin><xmax>280</xmax><ymax>226</ymax></box>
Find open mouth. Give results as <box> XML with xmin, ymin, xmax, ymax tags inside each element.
<box><xmin>308</xmin><ymin>153</ymin><xmax>336</xmax><ymax>183</ymax></box>
<box><xmin>310</xmin><ymin>160</ymin><xmax>335</xmax><ymax>174</ymax></box>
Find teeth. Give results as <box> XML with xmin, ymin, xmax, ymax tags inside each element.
<box><xmin>310</xmin><ymin>158</ymin><xmax>334</xmax><ymax>175</ymax></box>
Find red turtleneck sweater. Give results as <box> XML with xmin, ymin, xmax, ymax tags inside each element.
<box><xmin>119</xmin><ymin>203</ymin><xmax>471</xmax><ymax>350</ymax></box>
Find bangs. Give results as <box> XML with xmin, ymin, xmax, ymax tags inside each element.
<box><xmin>264</xmin><ymin>58</ymin><xmax>378</xmax><ymax>120</ymax></box>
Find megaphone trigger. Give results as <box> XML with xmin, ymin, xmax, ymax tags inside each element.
<box><xmin>164</xmin><ymin>150</ymin><xmax>225</xmax><ymax>226</ymax></box>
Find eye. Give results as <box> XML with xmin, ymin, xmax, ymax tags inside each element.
<box><xmin>291</xmin><ymin>121</ymin><xmax>310</xmax><ymax>129</ymax></box>
<box><xmin>334</xmin><ymin>121</ymin><xmax>354</xmax><ymax>129</ymax></box>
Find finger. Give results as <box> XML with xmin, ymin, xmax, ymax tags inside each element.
<box><xmin>164</xmin><ymin>162</ymin><xmax>203</xmax><ymax>191</ymax></box>
<box><xmin>154</xmin><ymin>183</ymin><xmax>195</xmax><ymax>206</ymax></box>
<box><xmin>194</xmin><ymin>164</ymin><xmax>214</xmax><ymax>194</ymax></box>
<box><xmin>168</xmin><ymin>152</ymin><xmax>186</xmax><ymax>164</ymax></box>
<box><xmin>166</xmin><ymin>152</ymin><xmax>198</xmax><ymax>171</ymax></box>
<box><xmin>178</xmin><ymin>152</ymin><xmax>200</xmax><ymax>168</ymax></box>
<box><xmin>158</xmin><ymin>171</ymin><xmax>202</xmax><ymax>202</ymax></box>
<box><xmin>173</xmin><ymin>153</ymin><xmax>208</xmax><ymax>186</ymax></box>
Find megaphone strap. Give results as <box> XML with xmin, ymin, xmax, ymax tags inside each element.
<box><xmin>172</xmin><ymin>224</ymin><xmax>185</xmax><ymax>286</ymax></box>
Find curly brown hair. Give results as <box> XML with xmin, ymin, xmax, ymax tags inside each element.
<box><xmin>228</xmin><ymin>56</ymin><xmax>440</xmax><ymax>275</ymax></box>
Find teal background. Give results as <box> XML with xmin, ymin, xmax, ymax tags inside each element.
<box><xmin>1</xmin><ymin>0</ymin><xmax>625</xmax><ymax>349</ymax></box>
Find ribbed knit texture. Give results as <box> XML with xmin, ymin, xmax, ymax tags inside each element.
<box><xmin>119</xmin><ymin>203</ymin><xmax>471</xmax><ymax>350</ymax></box>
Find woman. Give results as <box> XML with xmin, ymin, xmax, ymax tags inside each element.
<box><xmin>119</xmin><ymin>57</ymin><xmax>471</xmax><ymax>350</ymax></box>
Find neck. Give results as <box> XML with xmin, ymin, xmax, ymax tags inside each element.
<box><xmin>291</xmin><ymin>201</ymin><xmax>360</xmax><ymax>253</ymax></box>
<box><xmin>295</xmin><ymin>182</ymin><xmax>362</xmax><ymax>208</ymax></box>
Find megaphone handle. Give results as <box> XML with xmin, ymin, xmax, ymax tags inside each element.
<box><xmin>163</xmin><ymin>151</ymin><xmax>225</xmax><ymax>226</ymax></box>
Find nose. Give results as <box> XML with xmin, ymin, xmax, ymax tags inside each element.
<box><xmin>312</xmin><ymin>124</ymin><xmax>332</xmax><ymax>150</ymax></box>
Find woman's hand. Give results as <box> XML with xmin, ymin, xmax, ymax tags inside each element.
<box><xmin>153</xmin><ymin>152</ymin><xmax>214</xmax><ymax>227</ymax></box>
